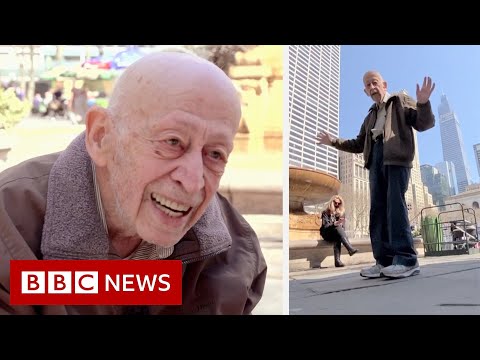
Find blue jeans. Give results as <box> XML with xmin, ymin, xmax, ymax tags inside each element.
<box><xmin>369</xmin><ymin>140</ymin><xmax>417</xmax><ymax>267</ymax></box>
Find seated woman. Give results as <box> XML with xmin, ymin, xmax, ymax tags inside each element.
<box><xmin>320</xmin><ymin>195</ymin><xmax>358</xmax><ymax>267</ymax></box>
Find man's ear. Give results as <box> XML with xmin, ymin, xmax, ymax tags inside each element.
<box><xmin>85</xmin><ymin>106</ymin><xmax>113</xmax><ymax>167</ymax></box>
<box><xmin>383</xmin><ymin>81</ymin><xmax>388</xmax><ymax>90</ymax></box>
<box><xmin>364</xmin><ymin>88</ymin><xmax>369</xmax><ymax>96</ymax></box>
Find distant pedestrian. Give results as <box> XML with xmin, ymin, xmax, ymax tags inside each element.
<box><xmin>32</xmin><ymin>93</ymin><xmax>43</xmax><ymax>114</ymax></box>
<box><xmin>71</xmin><ymin>83</ymin><xmax>88</xmax><ymax>123</ymax></box>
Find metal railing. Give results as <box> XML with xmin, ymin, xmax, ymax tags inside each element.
<box><xmin>420</xmin><ymin>202</ymin><xmax>480</xmax><ymax>256</ymax></box>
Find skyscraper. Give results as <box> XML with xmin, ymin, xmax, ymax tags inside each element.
<box><xmin>438</xmin><ymin>94</ymin><xmax>472</xmax><ymax>193</ymax></box>
<box><xmin>338</xmin><ymin>152</ymin><xmax>370</xmax><ymax>238</ymax></box>
<box><xmin>407</xmin><ymin>130</ymin><xmax>433</xmax><ymax>221</ymax></box>
<box><xmin>435</xmin><ymin>161</ymin><xmax>457</xmax><ymax>196</ymax></box>
<box><xmin>288</xmin><ymin>45</ymin><xmax>341</xmax><ymax>177</ymax></box>
<box><xmin>474</xmin><ymin>143</ymin><xmax>480</xmax><ymax>179</ymax></box>
<box><xmin>420</xmin><ymin>164</ymin><xmax>451</xmax><ymax>208</ymax></box>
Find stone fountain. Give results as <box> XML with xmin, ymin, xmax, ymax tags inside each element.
<box><xmin>289</xmin><ymin>166</ymin><xmax>341</xmax><ymax>240</ymax></box>
<box><xmin>289</xmin><ymin>166</ymin><xmax>342</xmax><ymax>269</ymax></box>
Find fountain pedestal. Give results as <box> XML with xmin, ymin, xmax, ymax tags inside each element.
<box><xmin>289</xmin><ymin>166</ymin><xmax>341</xmax><ymax>242</ymax></box>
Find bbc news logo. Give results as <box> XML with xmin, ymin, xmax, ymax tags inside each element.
<box><xmin>10</xmin><ymin>260</ymin><xmax>182</xmax><ymax>305</ymax></box>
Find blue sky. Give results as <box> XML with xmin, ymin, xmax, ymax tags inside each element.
<box><xmin>339</xmin><ymin>45</ymin><xmax>480</xmax><ymax>183</ymax></box>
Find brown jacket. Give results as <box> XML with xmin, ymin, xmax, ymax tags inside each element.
<box><xmin>0</xmin><ymin>143</ymin><xmax>267</xmax><ymax>315</ymax></box>
<box><xmin>332</xmin><ymin>93</ymin><xmax>435</xmax><ymax>169</ymax></box>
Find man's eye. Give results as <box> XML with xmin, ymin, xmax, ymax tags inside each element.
<box><xmin>210</xmin><ymin>151</ymin><xmax>222</xmax><ymax>159</ymax></box>
<box><xmin>166</xmin><ymin>139</ymin><xmax>180</xmax><ymax>146</ymax></box>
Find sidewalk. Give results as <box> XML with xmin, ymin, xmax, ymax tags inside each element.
<box><xmin>290</xmin><ymin>253</ymin><xmax>480</xmax><ymax>315</ymax></box>
<box><xmin>244</xmin><ymin>214</ymin><xmax>284</xmax><ymax>315</ymax></box>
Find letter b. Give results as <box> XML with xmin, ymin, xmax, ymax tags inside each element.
<box><xmin>21</xmin><ymin>271</ymin><xmax>45</xmax><ymax>294</ymax></box>
<box><xmin>48</xmin><ymin>272</ymin><xmax>72</xmax><ymax>293</ymax></box>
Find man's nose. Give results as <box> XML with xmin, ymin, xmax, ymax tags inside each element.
<box><xmin>170</xmin><ymin>151</ymin><xmax>205</xmax><ymax>194</ymax></box>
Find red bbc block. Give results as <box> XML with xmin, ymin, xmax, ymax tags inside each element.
<box><xmin>9</xmin><ymin>260</ymin><xmax>182</xmax><ymax>305</ymax></box>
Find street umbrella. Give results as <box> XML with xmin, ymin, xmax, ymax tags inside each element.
<box><xmin>111</xmin><ymin>46</ymin><xmax>146</xmax><ymax>70</ymax></box>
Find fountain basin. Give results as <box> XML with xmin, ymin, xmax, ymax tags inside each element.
<box><xmin>289</xmin><ymin>166</ymin><xmax>341</xmax><ymax>213</ymax></box>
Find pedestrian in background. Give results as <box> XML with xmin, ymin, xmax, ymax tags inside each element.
<box><xmin>320</xmin><ymin>195</ymin><xmax>358</xmax><ymax>267</ymax></box>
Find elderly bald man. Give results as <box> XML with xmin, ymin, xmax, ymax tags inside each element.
<box><xmin>0</xmin><ymin>51</ymin><xmax>267</xmax><ymax>315</ymax></box>
<box><xmin>317</xmin><ymin>70</ymin><xmax>436</xmax><ymax>279</ymax></box>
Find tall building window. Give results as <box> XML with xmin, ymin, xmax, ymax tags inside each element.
<box><xmin>288</xmin><ymin>45</ymin><xmax>341</xmax><ymax>177</ymax></box>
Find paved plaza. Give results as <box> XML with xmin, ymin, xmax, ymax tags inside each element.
<box><xmin>290</xmin><ymin>253</ymin><xmax>480</xmax><ymax>315</ymax></box>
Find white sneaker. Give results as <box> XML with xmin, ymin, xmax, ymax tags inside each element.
<box><xmin>360</xmin><ymin>264</ymin><xmax>385</xmax><ymax>278</ymax></box>
<box><xmin>381</xmin><ymin>264</ymin><xmax>420</xmax><ymax>278</ymax></box>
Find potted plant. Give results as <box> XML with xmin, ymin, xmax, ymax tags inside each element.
<box><xmin>0</xmin><ymin>87</ymin><xmax>31</xmax><ymax>162</ymax></box>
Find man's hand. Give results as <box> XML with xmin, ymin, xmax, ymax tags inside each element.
<box><xmin>416</xmin><ymin>76</ymin><xmax>436</xmax><ymax>104</ymax></box>
<box><xmin>316</xmin><ymin>130</ymin><xmax>334</xmax><ymax>146</ymax></box>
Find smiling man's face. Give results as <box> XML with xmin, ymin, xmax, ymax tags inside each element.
<box><xmin>88</xmin><ymin>52</ymin><xmax>241</xmax><ymax>248</ymax></box>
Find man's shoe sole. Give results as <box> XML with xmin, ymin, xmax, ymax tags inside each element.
<box><xmin>382</xmin><ymin>268</ymin><xmax>420</xmax><ymax>279</ymax></box>
<box><xmin>360</xmin><ymin>272</ymin><xmax>384</xmax><ymax>278</ymax></box>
